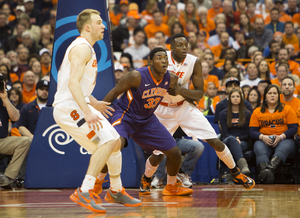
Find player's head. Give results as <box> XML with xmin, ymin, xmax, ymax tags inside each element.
<box><xmin>77</xmin><ymin>9</ymin><xmax>105</xmax><ymax>40</ymax></box>
<box><xmin>170</xmin><ymin>33</ymin><xmax>188</xmax><ymax>59</ymax></box>
<box><xmin>149</xmin><ymin>47</ymin><xmax>168</xmax><ymax>75</ymax></box>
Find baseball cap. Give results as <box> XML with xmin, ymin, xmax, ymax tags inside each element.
<box><xmin>114</xmin><ymin>62</ymin><xmax>124</xmax><ymax>72</ymax></box>
<box><xmin>24</xmin><ymin>0</ymin><xmax>34</xmax><ymax>3</ymax></box>
<box><xmin>120</xmin><ymin>0</ymin><xmax>129</xmax><ymax>5</ymax></box>
<box><xmin>16</xmin><ymin>5</ymin><xmax>25</xmax><ymax>12</ymax></box>
<box><xmin>234</xmin><ymin>28</ymin><xmax>244</xmax><ymax>34</ymax></box>
<box><xmin>217</xmin><ymin>86</ymin><xmax>227</xmax><ymax>93</ymax></box>
<box><xmin>244</xmin><ymin>32</ymin><xmax>254</xmax><ymax>40</ymax></box>
<box><xmin>39</xmin><ymin>48</ymin><xmax>50</xmax><ymax>56</ymax></box>
<box><xmin>127</xmin><ymin>10</ymin><xmax>141</xmax><ymax>19</ymax></box>
<box><xmin>36</xmin><ymin>80</ymin><xmax>49</xmax><ymax>90</ymax></box>
<box><xmin>225</xmin><ymin>77</ymin><xmax>240</xmax><ymax>87</ymax></box>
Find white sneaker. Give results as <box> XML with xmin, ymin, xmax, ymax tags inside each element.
<box><xmin>151</xmin><ymin>176</ymin><xmax>162</xmax><ymax>189</ymax></box>
<box><xmin>177</xmin><ymin>173</ymin><xmax>193</xmax><ymax>188</ymax></box>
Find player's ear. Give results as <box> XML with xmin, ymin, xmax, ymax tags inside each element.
<box><xmin>149</xmin><ymin>59</ymin><xmax>153</xmax><ymax>66</ymax></box>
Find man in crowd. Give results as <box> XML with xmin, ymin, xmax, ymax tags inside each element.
<box><xmin>252</xmin><ymin>17</ymin><xmax>273</xmax><ymax>49</ymax></box>
<box><xmin>144</xmin><ymin>10</ymin><xmax>170</xmax><ymax>38</ymax></box>
<box><xmin>22</xmin><ymin>70</ymin><xmax>36</xmax><ymax>103</ymax></box>
<box><xmin>266</xmin><ymin>40</ymin><xmax>280</xmax><ymax>59</ymax></box>
<box><xmin>211</xmin><ymin>31</ymin><xmax>229</xmax><ymax>60</ymax></box>
<box><xmin>271</xmin><ymin>62</ymin><xmax>289</xmax><ymax>86</ymax></box>
<box><xmin>266</xmin><ymin>8</ymin><xmax>285</xmax><ymax>33</ymax></box>
<box><xmin>207</xmin><ymin>22</ymin><xmax>234</xmax><ymax>46</ymax></box>
<box><xmin>240</xmin><ymin>62</ymin><xmax>261</xmax><ymax>87</ymax></box>
<box><xmin>280</xmin><ymin>76</ymin><xmax>300</xmax><ymax>113</ymax></box>
<box><xmin>203</xmin><ymin>53</ymin><xmax>224</xmax><ymax>80</ymax></box>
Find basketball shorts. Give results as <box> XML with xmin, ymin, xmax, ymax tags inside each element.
<box><xmin>111</xmin><ymin>112</ymin><xmax>176</xmax><ymax>154</ymax></box>
<box><xmin>155</xmin><ymin>101</ymin><xmax>218</xmax><ymax>139</ymax></box>
<box><xmin>53</xmin><ymin>101</ymin><xmax>120</xmax><ymax>153</ymax></box>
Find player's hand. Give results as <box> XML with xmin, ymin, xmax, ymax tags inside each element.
<box><xmin>94</xmin><ymin>101</ymin><xmax>115</xmax><ymax>118</ymax></box>
<box><xmin>168</xmin><ymin>84</ymin><xmax>182</xmax><ymax>96</ymax></box>
<box><xmin>85</xmin><ymin>111</ymin><xmax>103</xmax><ymax>131</ymax></box>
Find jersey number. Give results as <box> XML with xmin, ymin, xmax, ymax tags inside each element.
<box><xmin>144</xmin><ymin>97</ymin><xmax>161</xmax><ymax>109</ymax></box>
<box><xmin>70</xmin><ymin>110</ymin><xmax>80</xmax><ymax>121</ymax></box>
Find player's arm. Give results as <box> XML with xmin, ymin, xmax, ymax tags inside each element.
<box><xmin>68</xmin><ymin>44</ymin><xmax>102</xmax><ymax>130</ymax></box>
<box><xmin>103</xmin><ymin>70</ymin><xmax>141</xmax><ymax>103</ymax></box>
<box><xmin>89</xmin><ymin>95</ymin><xmax>115</xmax><ymax>118</ymax></box>
<box><xmin>169</xmin><ymin>72</ymin><xmax>178</xmax><ymax>89</ymax></box>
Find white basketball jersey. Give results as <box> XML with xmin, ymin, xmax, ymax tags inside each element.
<box><xmin>53</xmin><ymin>37</ymin><xmax>97</xmax><ymax>106</ymax></box>
<box><xmin>162</xmin><ymin>51</ymin><xmax>197</xmax><ymax>103</ymax></box>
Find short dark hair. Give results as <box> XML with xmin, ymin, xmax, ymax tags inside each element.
<box><xmin>285</xmin><ymin>21</ymin><xmax>294</xmax><ymax>29</ymax></box>
<box><xmin>281</xmin><ymin>76</ymin><xmax>295</xmax><ymax>87</ymax></box>
<box><xmin>170</xmin><ymin>33</ymin><xmax>186</xmax><ymax>45</ymax></box>
<box><xmin>269</xmin><ymin>40</ymin><xmax>278</xmax><ymax>48</ymax></box>
<box><xmin>149</xmin><ymin>47</ymin><xmax>167</xmax><ymax>60</ymax></box>
<box><xmin>133</xmin><ymin>28</ymin><xmax>145</xmax><ymax>36</ymax></box>
<box><xmin>270</xmin><ymin>8</ymin><xmax>280</xmax><ymax>14</ymax></box>
<box><xmin>246</xmin><ymin>62</ymin><xmax>257</xmax><ymax>71</ymax></box>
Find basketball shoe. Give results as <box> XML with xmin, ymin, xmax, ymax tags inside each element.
<box><xmin>162</xmin><ymin>183</ymin><xmax>193</xmax><ymax>196</ymax></box>
<box><xmin>105</xmin><ymin>187</ymin><xmax>142</xmax><ymax>207</ymax></box>
<box><xmin>139</xmin><ymin>174</ymin><xmax>152</xmax><ymax>195</ymax></box>
<box><xmin>177</xmin><ymin>173</ymin><xmax>193</xmax><ymax>188</ymax></box>
<box><xmin>70</xmin><ymin>188</ymin><xmax>106</xmax><ymax>213</ymax></box>
<box><xmin>230</xmin><ymin>167</ymin><xmax>255</xmax><ymax>190</ymax></box>
<box><xmin>93</xmin><ymin>178</ymin><xmax>108</xmax><ymax>195</ymax></box>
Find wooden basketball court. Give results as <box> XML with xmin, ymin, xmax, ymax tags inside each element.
<box><xmin>1</xmin><ymin>184</ymin><xmax>299</xmax><ymax>217</ymax></box>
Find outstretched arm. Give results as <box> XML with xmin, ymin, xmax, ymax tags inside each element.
<box><xmin>103</xmin><ymin>70</ymin><xmax>141</xmax><ymax>103</ymax></box>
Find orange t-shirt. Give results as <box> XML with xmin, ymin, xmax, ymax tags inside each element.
<box><xmin>292</xmin><ymin>13</ymin><xmax>300</xmax><ymax>27</ymax></box>
<box><xmin>280</xmin><ymin>94</ymin><xmax>300</xmax><ymax>112</ymax></box>
<box><xmin>144</xmin><ymin>23</ymin><xmax>170</xmax><ymax>38</ymax></box>
<box><xmin>271</xmin><ymin>77</ymin><xmax>281</xmax><ymax>86</ymax></box>
<box><xmin>42</xmin><ymin>64</ymin><xmax>51</xmax><ymax>76</ymax></box>
<box><xmin>190</xmin><ymin>74</ymin><xmax>219</xmax><ymax>93</ymax></box>
<box><xmin>264</xmin><ymin>12</ymin><xmax>292</xmax><ymax>25</ymax></box>
<box><xmin>109</xmin><ymin>12</ymin><xmax>124</xmax><ymax>26</ymax></box>
<box><xmin>211</xmin><ymin>95</ymin><xmax>221</xmax><ymax>114</ymax></box>
<box><xmin>283</xmin><ymin>34</ymin><xmax>299</xmax><ymax>46</ymax></box>
<box><xmin>207</xmin><ymin>8</ymin><xmax>223</xmax><ymax>20</ymax></box>
<box><xmin>249</xmin><ymin>104</ymin><xmax>297</xmax><ymax>135</ymax></box>
<box><xmin>269</xmin><ymin>60</ymin><xmax>300</xmax><ymax>77</ymax></box>
<box><xmin>22</xmin><ymin>84</ymin><xmax>36</xmax><ymax>104</ymax></box>
<box><xmin>10</xmin><ymin>73</ymin><xmax>24</xmax><ymax>83</ymax></box>
<box><xmin>179</xmin><ymin>13</ymin><xmax>199</xmax><ymax>29</ymax></box>
<box><xmin>199</xmin><ymin>17</ymin><xmax>216</xmax><ymax>33</ymax></box>
<box><xmin>249</xmin><ymin>14</ymin><xmax>263</xmax><ymax>24</ymax></box>
<box><xmin>211</xmin><ymin>44</ymin><xmax>227</xmax><ymax>60</ymax></box>
<box><xmin>141</xmin><ymin>10</ymin><xmax>154</xmax><ymax>24</ymax></box>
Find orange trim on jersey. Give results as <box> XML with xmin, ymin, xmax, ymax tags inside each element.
<box><xmin>77</xmin><ymin>36</ymin><xmax>93</xmax><ymax>47</ymax></box>
<box><xmin>148</xmin><ymin>66</ymin><xmax>163</xmax><ymax>86</ymax></box>
<box><xmin>87</xmin><ymin>130</ymin><xmax>96</xmax><ymax>139</ymax></box>
<box><xmin>170</xmin><ymin>53</ymin><xmax>186</xmax><ymax>66</ymax></box>
<box><xmin>112</xmin><ymin>89</ymin><xmax>134</xmax><ymax>127</ymax></box>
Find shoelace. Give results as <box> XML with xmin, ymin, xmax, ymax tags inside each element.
<box><xmin>120</xmin><ymin>187</ymin><xmax>134</xmax><ymax>200</ymax></box>
<box><xmin>89</xmin><ymin>190</ymin><xmax>102</xmax><ymax>204</ymax></box>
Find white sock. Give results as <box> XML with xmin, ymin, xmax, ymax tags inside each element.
<box><xmin>216</xmin><ymin>144</ymin><xmax>236</xmax><ymax>169</ymax></box>
<box><xmin>97</xmin><ymin>172</ymin><xmax>107</xmax><ymax>181</ymax></box>
<box><xmin>81</xmin><ymin>175</ymin><xmax>96</xmax><ymax>193</ymax></box>
<box><xmin>106</xmin><ymin>151</ymin><xmax>122</xmax><ymax>192</ymax></box>
<box><xmin>145</xmin><ymin>158</ymin><xmax>158</xmax><ymax>178</ymax></box>
<box><xmin>167</xmin><ymin>175</ymin><xmax>177</xmax><ymax>185</ymax></box>
<box><xmin>110</xmin><ymin>176</ymin><xmax>122</xmax><ymax>192</ymax></box>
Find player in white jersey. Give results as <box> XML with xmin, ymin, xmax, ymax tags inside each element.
<box><xmin>53</xmin><ymin>9</ymin><xmax>141</xmax><ymax>213</ymax></box>
<box><xmin>142</xmin><ymin>33</ymin><xmax>255</xmax><ymax>190</ymax></box>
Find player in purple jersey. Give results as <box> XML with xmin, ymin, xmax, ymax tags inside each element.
<box><xmin>95</xmin><ymin>47</ymin><xmax>193</xmax><ymax>196</ymax></box>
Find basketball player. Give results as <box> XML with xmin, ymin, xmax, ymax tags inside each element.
<box><xmin>53</xmin><ymin>9</ymin><xmax>141</xmax><ymax>213</ymax></box>
<box><xmin>142</xmin><ymin>33</ymin><xmax>255</xmax><ymax>190</ymax></box>
<box><xmin>98</xmin><ymin>47</ymin><xmax>193</xmax><ymax>196</ymax></box>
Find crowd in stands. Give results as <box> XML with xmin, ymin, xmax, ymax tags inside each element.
<box><xmin>1</xmin><ymin>0</ymin><xmax>300</xmax><ymax>186</ymax></box>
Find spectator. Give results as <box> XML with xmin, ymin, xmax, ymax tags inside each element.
<box><xmin>196</xmin><ymin>30</ymin><xmax>210</xmax><ymax>51</ymax></box>
<box><xmin>119</xmin><ymin>52</ymin><xmax>133</xmax><ymax>71</ymax></box>
<box><xmin>0</xmin><ymin>78</ymin><xmax>31</xmax><ymax>187</ymax></box>
<box><xmin>237</xmin><ymin>33</ymin><xmax>256</xmax><ymax>59</ymax></box>
<box><xmin>292</xmin><ymin>11</ymin><xmax>300</xmax><ymax>29</ymax></box>
<box><xmin>203</xmin><ymin>52</ymin><xmax>224</xmax><ymax>80</ymax></box>
<box><xmin>247</xmin><ymin>87</ymin><xmax>261</xmax><ymax>110</ymax></box>
<box><xmin>187</xmin><ymin>31</ymin><xmax>197</xmax><ymax>50</ymax></box>
<box><xmin>208</xmin><ymin>0</ymin><xmax>223</xmax><ymax>20</ymax></box>
<box><xmin>144</xmin><ymin>10</ymin><xmax>170</xmax><ymax>39</ymax></box>
<box><xmin>250</xmin><ymin>84</ymin><xmax>297</xmax><ymax>184</ymax></box>
<box><xmin>265</xmin><ymin>0</ymin><xmax>292</xmax><ymax>25</ymax></box>
<box><xmin>261</xmin><ymin>0</ymin><xmax>274</xmax><ymax>20</ymax></box>
<box><xmin>112</xmin><ymin>10</ymin><xmax>141</xmax><ymax>52</ymax></box>
<box><xmin>221</xmin><ymin>59</ymin><xmax>235</xmax><ymax>76</ymax></box>
<box><xmin>196</xmin><ymin>82</ymin><xmax>217</xmax><ymax>115</ymax></box>
<box><xmin>222</xmin><ymin>0</ymin><xmax>234</xmax><ymax>29</ymax></box>
<box><xmin>285</xmin><ymin>43</ymin><xmax>297</xmax><ymax>59</ymax></box>
<box><xmin>207</xmin><ymin>22</ymin><xmax>234</xmax><ymax>46</ymax></box>
<box><xmin>22</xmin><ymin>31</ymin><xmax>40</xmax><ymax>55</ymax></box>
<box><xmin>19</xmin><ymin>80</ymin><xmax>49</xmax><ymax>140</ymax></box>
<box><xmin>172</xmin><ymin>0</ymin><xmax>185</xmax><ymax>13</ymax></box>
<box><xmin>283</xmin><ymin>22</ymin><xmax>298</xmax><ymax>50</ymax></box>
<box><xmin>155</xmin><ymin>31</ymin><xmax>169</xmax><ymax>51</ymax></box>
<box><xmin>211</xmin><ymin>32</ymin><xmax>229</xmax><ymax>60</ymax></box>
<box><xmin>222</xmin><ymin>66</ymin><xmax>242</xmax><ymax>86</ymax></box>
<box><xmin>258</xmin><ymin>60</ymin><xmax>271</xmax><ymax>81</ymax></box>
<box><xmin>1</xmin><ymin>3</ymin><xmax>15</xmax><ymax>24</ymax></box>
<box><xmin>200</xmin><ymin>61</ymin><xmax>219</xmax><ymax>93</ymax></box>
<box><xmin>232</xmin><ymin>28</ymin><xmax>245</xmax><ymax>51</ymax></box>
<box><xmin>280</xmin><ymin>76</ymin><xmax>300</xmax><ymax>112</ymax></box>
<box><xmin>266</xmin><ymin>40</ymin><xmax>280</xmax><ymax>59</ymax></box>
<box><xmin>252</xmin><ymin>17</ymin><xmax>274</xmax><ymax>49</ymax></box>
<box><xmin>270</xmin><ymin>48</ymin><xmax>300</xmax><ymax>77</ymax></box>
<box><xmin>0</xmin><ymin>12</ymin><xmax>12</xmax><ymax>48</ymax></box>
<box><xmin>197</xmin><ymin>6</ymin><xmax>215</xmax><ymax>33</ymax></box>
<box><xmin>271</xmin><ymin>62</ymin><xmax>290</xmax><ymax>86</ymax></box>
<box><xmin>38</xmin><ymin>25</ymin><xmax>53</xmax><ymax>49</ymax></box>
<box><xmin>4</xmin><ymin>23</ymin><xmax>26</xmax><ymax>53</ymax></box>
<box><xmin>273</xmin><ymin>31</ymin><xmax>286</xmax><ymax>48</ymax></box>
<box><xmin>27</xmin><ymin>53</ymin><xmax>40</xmax><ymax>68</ymax></box>
<box><xmin>141</xmin><ymin>0</ymin><xmax>158</xmax><ymax>24</ymax></box>
<box><xmin>211</xmin><ymin>86</ymin><xmax>227</xmax><ymax>114</ymax></box>
<box><xmin>247</xmin><ymin>0</ymin><xmax>263</xmax><ymax>24</ymax></box>
<box><xmin>124</xmin><ymin>29</ymin><xmax>150</xmax><ymax>69</ymax></box>
<box><xmin>7</xmin><ymin>50</ymin><xmax>28</xmax><ymax>82</ymax></box>
<box><xmin>30</xmin><ymin>60</ymin><xmax>42</xmax><ymax>83</ymax></box>
<box><xmin>24</xmin><ymin>0</ymin><xmax>44</xmax><ymax>27</ymax></box>
<box><xmin>253</xmin><ymin>54</ymin><xmax>264</xmax><ymax>68</ymax></box>
<box><xmin>17</xmin><ymin>47</ymin><xmax>29</xmax><ymax>67</ymax></box>
<box><xmin>0</xmin><ymin>63</ymin><xmax>12</xmax><ymax>87</ymax></box>
<box><xmin>166</xmin><ymin>21</ymin><xmax>183</xmax><ymax>44</ymax></box>
<box><xmin>266</xmin><ymin>8</ymin><xmax>285</xmax><ymax>34</ymax></box>
<box><xmin>114</xmin><ymin>62</ymin><xmax>126</xmax><ymax>84</ymax></box>
<box><xmin>18</xmin><ymin>13</ymin><xmax>41</xmax><ymax>45</ymax></box>
<box><xmin>214</xmin><ymin>77</ymin><xmax>253</xmax><ymax>123</ymax></box>
<box><xmin>192</xmin><ymin>0</ymin><xmax>212</xmax><ymax>10</ymax></box>
<box><xmin>234</xmin><ymin>0</ymin><xmax>247</xmax><ymax>24</ymax></box>
<box><xmin>285</xmin><ymin>0</ymin><xmax>299</xmax><ymax>17</ymax></box>
<box><xmin>147</xmin><ymin>37</ymin><xmax>158</xmax><ymax>51</ymax></box>
<box><xmin>257</xmin><ymin>80</ymin><xmax>272</xmax><ymax>101</ymax></box>
<box><xmin>110</xmin><ymin>0</ymin><xmax>129</xmax><ymax>26</ymax></box>
<box><xmin>219</xmin><ymin>89</ymin><xmax>252</xmax><ymax>175</ymax></box>
<box><xmin>12</xmin><ymin>80</ymin><xmax>23</xmax><ymax>93</ymax></box>
<box><xmin>8</xmin><ymin>87</ymin><xmax>25</xmax><ymax>111</ymax></box>
<box><xmin>239</xmin><ymin>13</ymin><xmax>253</xmax><ymax>34</ymax></box>
<box><xmin>22</xmin><ymin>70</ymin><xmax>36</xmax><ymax>103</ymax></box>
<box><xmin>179</xmin><ymin>1</ymin><xmax>198</xmax><ymax>29</ymax></box>
<box><xmin>39</xmin><ymin>48</ymin><xmax>51</xmax><ymax>76</ymax></box>
<box><xmin>162</xmin><ymin>3</ymin><xmax>179</xmax><ymax>26</ymax></box>
<box><xmin>240</xmin><ymin>63</ymin><xmax>261</xmax><ymax>87</ymax></box>
<box><xmin>241</xmin><ymin>85</ymin><xmax>251</xmax><ymax>99</ymax></box>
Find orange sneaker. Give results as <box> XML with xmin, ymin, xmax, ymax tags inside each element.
<box><xmin>162</xmin><ymin>184</ymin><xmax>193</xmax><ymax>196</ymax></box>
<box><xmin>139</xmin><ymin>174</ymin><xmax>152</xmax><ymax>195</ymax></box>
<box><xmin>93</xmin><ymin>178</ymin><xmax>108</xmax><ymax>195</ymax></box>
<box><xmin>231</xmin><ymin>167</ymin><xmax>255</xmax><ymax>190</ymax></box>
<box><xmin>105</xmin><ymin>187</ymin><xmax>142</xmax><ymax>207</ymax></box>
<box><xmin>70</xmin><ymin>188</ymin><xmax>106</xmax><ymax>213</ymax></box>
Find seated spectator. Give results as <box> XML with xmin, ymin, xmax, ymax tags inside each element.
<box><xmin>241</xmin><ymin>85</ymin><xmax>251</xmax><ymax>98</ymax></box>
<box><xmin>7</xmin><ymin>50</ymin><xmax>28</xmax><ymax>82</ymax></box>
<box><xmin>18</xmin><ymin>13</ymin><xmax>41</xmax><ymax>45</ymax></box>
<box><xmin>162</xmin><ymin>3</ymin><xmax>179</xmax><ymax>26</ymax></box>
<box><xmin>0</xmin><ymin>12</ymin><xmax>12</xmax><ymax>48</ymax></box>
<box><xmin>280</xmin><ymin>76</ymin><xmax>300</xmax><ymax>111</ymax></box>
<box><xmin>179</xmin><ymin>1</ymin><xmax>199</xmax><ymax>29</ymax></box>
<box><xmin>192</xmin><ymin>47</ymin><xmax>204</xmax><ymax>61</ymax></box>
<box><xmin>258</xmin><ymin>60</ymin><xmax>271</xmax><ymax>81</ymax></box>
<box><xmin>4</xmin><ymin>23</ymin><xmax>26</xmax><ymax>53</ymax></box>
<box><xmin>285</xmin><ymin>0</ymin><xmax>299</xmax><ymax>17</ymax></box>
<box><xmin>208</xmin><ymin>0</ymin><xmax>223</xmax><ymax>20</ymax></box>
<box><xmin>266</xmin><ymin>40</ymin><xmax>280</xmax><ymax>59</ymax></box>
<box><xmin>265</xmin><ymin>8</ymin><xmax>285</xmax><ymax>34</ymax></box>
<box><xmin>222</xmin><ymin>67</ymin><xmax>242</xmax><ymax>86</ymax></box>
<box><xmin>257</xmin><ymin>80</ymin><xmax>272</xmax><ymax>101</ymax></box>
<box><xmin>19</xmin><ymin>80</ymin><xmax>49</xmax><ymax>140</ymax></box>
<box><xmin>166</xmin><ymin>21</ymin><xmax>183</xmax><ymax>44</ymax></box>
<box><xmin>197</xmin><ymin>6</ymin><xmax>215</xmax><ymax>33</ymax></box>
<box><xmin>214</xmin><ymin>77</ymin><xmax>253</xmax><ymax>124</ymax></box>
<box><xmin>124</xmin><ymin>29</ymin><xmax>150</xmax><ymax>69</ymax></box>
<box><xmin>119</xmin><ymin>52</ymin><xmax>134</xmax><ymax>71</ymax></box>
<box><xmin>114</xmin><ymin>62</ymin><xmax>126</xmax><ymax>85</ymax></box>
<box><xmin>211</xmin><ymin>86</ymin><xmax>227</xmax><ymax>114</ymax></box>
<box><xmin>22</xmin><ymin>70</ymin><xmax>36</xmax><ymax>103</ymax></box>
<box><xmin>22</xmin><ymin>31</ymin><xmax>40</xmax><ymax>55</ymax></box>
<box><xmin>203</xmin><ymin>53</ymin><xmax>224</xmax><ymax>80</ymax></box>
<box><xmin>141</xmin><ymin>0</ymin><xmax>158</xmax><ymax>24</ymax></box>
<box><xmin>30</xmin><ymin>60</ymin><xmax>42</xmax><ymax>83</ymax></box>
<box><xmin>238</xmin><ymin>13</ymin><xmax>253</xmax><ymax>34</ymax></box>
<box><xmin>211</xmin><ymin>32</ymin><xmax>229</xmax><ymax>60</ymax></box>
<box><xmin>196</xmin><ymin>31</ymin><xmax>210</xmax><ymax>51</ymax></box>
<box><xmin>219</xmin><ymin>89</ymin><xmax>252</xmax><ymax>175</ymax></box>
<box><xmin>273</xmin><ymin>31</ymin><xmax>286</xmax><ymax>48</ymax></box>
<box><xmin>0</xmin><ymin>79</ymin><xmax>31</xmax><ymax>187</ymax></box>
<box><xmin>247</xmin><ymin>0</ymin><xmax>263</xmax><ymax>24</ymax></box>
<box><xmin>285</xmin><ymin>43</ymin><xmax>297</xmax><ymax>60</ymax></box>
<box><xmin>222</xmin><ymin>0</ymin><xmax>234</xmax><ymax>29</ymax></box>
<box><xmin>12</xmin><ymin>80</ymin><xmax>23</xmax><ymax>93</ymax></box>
<box><xmin>220</xmin><ymin>59</ymin><xmax>235</xmax><ymax>76</ymax></box>
<box><xmin>147</xmin><ymin>37</ymin><xmax>159</xmax><ymax>51</ymax></box>
<box><xmin>144</xmin><ymin>10</ymin><xmax>170</xmax><ymax>39</ymax></box>
<box><xmin>196</xmin><ymin>82</ymin><xmax>217</xmax><ymax>115</ymax></box>
<box><xmin>39</xmin><ymin>48</ymin><xmax>51</xmax><ymax>76</ymax></box>
<box><xmin>24</xmin><ymin>0</ymin><xmax>44</xmax><ymax>27</ymax></box>
<box><xmin>240</xmin><ymin>63</ymin><xmax>261</xmax><ymax>87</ymax></box>
<box><xmin>187</xmin><ymin>31</ymin><xmax>198</xmax><ymax>51</ymax></box>
<box><xmin>264</xmin><ymin>0</ymin><xmax>292</xmax><ymax>25</ymax></box>
<box><xmin>250</xmin><ymin>84</ymin><xmax>297</xmax><ymax>184</ymax></box>
<box><xmin>0</xmin><ymin>64</ymin><xmax>12</xmax><ymax>89</ymax></box>
<box><xmin>234</xmin><ymin>0</ymin><xmax>247</xmax><ymax>24</ymax></box>
<box><xmin>28</xmin><ymin>53</ymin><xmax>40</xmax><ymax>69</ymax></box>
<box><xmin>253</xmin><ymin>54</ymin><xmax>264</xmax><ymax>68</ymax></box>
<box><xmin>17</xmin><ymin>47</ymin><xmax>29</xmax><ymax>68</ymax></box>
<box><xmin>110</xmin><ymin>0</ymin><xmax>129</xmax><ymax>26</ymax></box>
<box><xmin>151</xmin><ymin>127</ymin><xmax>205</xmax><ymax>188</ymax></box>
<box><xmin>237</xmin><ymin>33</ymin><xmax>257</xmax><ymax>59</ymax></box>
<box><xmin>197</xmin><ymin>61</ymin><xmax>219</xmax><ymax>93</ymax></box>
<box><xmin>247</xmin><ymin>86</ymin><xmax>261</xmax><ymax>110</ymax></box>
<box><xmin>38</xmin><ymin>25</ymin><xmax>53</xmax><ymax>49</ymax></box>
<box><xmin>207</xmin><ymin>22</ymin><xmax>234</xmax><ymax>47</ymax></box>
<box><xmin>232</xmin><ymin>28</ymin><xmax>245</xmax><ymax>51</ymax></box>
<box><xmin>283</xmin><ymin>22</ymin><xmax>299</xmax><ymax>52</ymax></box>
<box><xmin>260</xmin><ymin>0</ymin><xmax>274</xmax><ymax>20</ymax></box>
<box><xmin>252</xmin><ymin>17</ymin><xmax>274</xmax><ymax>50</ymax></box>
<box><xmin>1</xmin><ymin>3</ymin><xmax>15</xmax><ymax>24</ymax></box>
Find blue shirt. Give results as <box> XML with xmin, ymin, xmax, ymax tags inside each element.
<box><xmin>209</xmin><ymin>66</ymin><xmax>224</xmax><ymax>80</ymax></box>
<box><xmin>18</xmin><ymin>99</ymin><xmax>40</xmax><ymax>134</ymax></box>
<box><xmin>265</xmin><ymin>22</ymin><xmax>285</xmax><ymax>34</ymax></box>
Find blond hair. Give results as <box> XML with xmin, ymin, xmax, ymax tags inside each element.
<box><xmin>77</xmin><ymin>9</ymin><xmax>100</xmax><ymax>33</ymax></box>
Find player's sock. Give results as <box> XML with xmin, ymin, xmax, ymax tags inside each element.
<box><xmin>167</xmin><ymin>175</ymin><xmax>177</xmax><ymax>185</ymax></box>
<box><xmin>215</xmin><ymin>144</ymin><xmax>236</xmax><ymax>169</ymax></box>
<box><xmin>81</xmin><ymin>175</ymin><xmax>96</xmax><ymax>193</ymax></box>
<box><xmin>110</xmin><ymin>176</ymin><xmax>122</xmax><ymax>192</ymax></box>
<box><xmin>145</xmin><ymin>158</ymin><xmax>158</xmax><ymax>178</ymax></box>
<box><xmin>97</xmin><ymin>172</ymin><xmax>107</xmax><ymax>181</ymax></box>
<box><xmin>106</xmin><ymin>151</ymin><xmax>122</xmax><ymax>192</ymax></box>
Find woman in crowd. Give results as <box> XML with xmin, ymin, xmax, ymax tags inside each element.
<box><xmin>241</xmin><ymin>85</ymin><xmax>251</xmax><ymax>99</ymax></box>
<box><xmin>120</xmin><ymin>53</ymin><xmax>134</xmax><ymax>72</ymax></box>
<box><xmin>221</xmin><ymin>59</ymin><xmax>236</xmax><ymax>75</ymax></box>
<box><xmin>0</xmin><ymin>64</ymin><xmax>12</xmax><ymax>89</ymax></box>
<box><xmin>166</xmin><ymin>21</ymin><xmax>184</xmax><ymax>44</ymax></box>
<box><xmin>30</xmin><ymin>60</ymin><xmax>43</xmax><ymax>83</ymax></box>
<box><xmin>250</xmin><ymin>85</ymin><xmax>298</xmax><ymax>184</ymax></box>
<box><xmin>179</xmin><ymin>1</ymin><xmax>198</xmax><ymax>29</ymax></box>
<box><xmin>197</xmin><ymin>6</ymin><xmax>215</xmax><ymax>33</ymax></box>
<box><xmin>258</xmin><ymin>60</ymin><xmax>271</xmax><ymax>81</ymax></box>
<box><xmin>219</xmin><ymin>89</ymin><xmax>252</xmax><ymax>175</ymax></box>
<box><xmin>239</xmin><ymin>13</ymin><xmax>253</xmax><ymax>34</ymax></box>
<box><xmin>8</xmin><ymin>87</ymin><xmax>25</xmax><ymax>110</ymax></box>
<box><xmin>247</xmin><ymin>87</ymin><xmax>261</xmax><ymax>110</ymax></box>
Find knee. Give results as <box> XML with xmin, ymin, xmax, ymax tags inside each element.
<box><xmin>165</xmin><ymin>146</ymin><xmax>181</xmax><ymax>159</ymax></box>
<box><xmin>192</xmin><ymin>142</ymin><xmax>205</xmax><ymax>156</ymax></box>
<box><xmin>112</xmin><ymin>138</ymin><xmax>122</xmax><ymax>152</ymax></box>
<box><xmin>207</xmin><ymin>138</ymin><xmax>224</xmax><ymax>151</ymax></box>
<box><xmin>20</xmin><ymin>136</ymin><xmax>32</xmax><ymax>148</ymax></box>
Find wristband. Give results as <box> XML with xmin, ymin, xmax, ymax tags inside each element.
<box><xmin>280</xmin><ymin>135</ymin><xmax>283</xmax><ymax>141</ymax></box>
